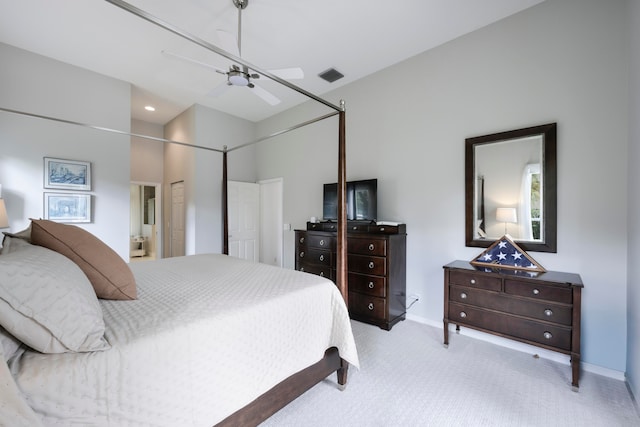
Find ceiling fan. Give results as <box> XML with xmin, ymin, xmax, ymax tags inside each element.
<box><xmin>163</xmin><ymin>0</ymin><xmax>303</xmax><ymax>105</ymax></box>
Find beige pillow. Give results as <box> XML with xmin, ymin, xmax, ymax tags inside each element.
<box><xmin>0</xmin><ymin>244</ymin><xmax>110</xmax><ymax>353</ymax></box>
<box><xmin>30</xmin><ymin>219</ymin><xmax>137</xmax><ymax>300</ymax></box>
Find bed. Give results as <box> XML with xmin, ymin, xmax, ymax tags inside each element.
<box><xmin>1</xmin><ymin>1</ymin><xmax>354</xmax><ymax>425</ymax></box>
<box><xmin>0</xmin><ymin>222</ymin><xmax>358</xmax><ymax>426</ymax></box>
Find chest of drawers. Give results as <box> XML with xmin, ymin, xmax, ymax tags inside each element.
<box><xmin>295</xmin><ymin>222</ymin><xmax>406</xmax><ymax>330</ymax></box>
<box><xmin>443</xmin><ymin>260</ymin><xmax>583</xmax><ymax>388</ymax></box>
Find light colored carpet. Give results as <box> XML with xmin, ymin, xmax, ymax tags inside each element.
<box><xmin>261</xmin><ymin>320</ymin><xmax>640</xmax><ymax>426</ymax></box>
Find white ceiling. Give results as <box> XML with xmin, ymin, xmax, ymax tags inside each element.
<box><xmin>0</xmin><ymin>0</ymin><xmax>544</xmax><ymax>124</ymax></box>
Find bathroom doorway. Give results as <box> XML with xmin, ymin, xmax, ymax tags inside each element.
<box><xmin>130</xmin><ymin>182</ymin><xmax>162</xmax><ymax>262</ymax></box>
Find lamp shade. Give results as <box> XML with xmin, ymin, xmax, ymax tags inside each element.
<box><xmin>0</xmin><ymin>199</ymin><xmax>8</xmax><ymax>228</ymax></box>
<box><xmin>496</xmin><ymin>207</ymin><xmax>517</xmax><ymax>224</ymax></box>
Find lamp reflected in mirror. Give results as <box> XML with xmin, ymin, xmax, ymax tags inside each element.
<box><xmin>496</xmin><ymin>207</ymin><xmax>517</xmax><ymax>235</ymax></box>
<box><xmin>0</xmin><ymin>199</ymin><xmax>8</xmax><ymax>229</ymax></box>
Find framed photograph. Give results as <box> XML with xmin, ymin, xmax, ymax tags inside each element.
<box><xmin>44</xmin><ymin>193</ymin><xmax>92</xmax><ymax>223</ymax></box>
<box><xmin>44</xmin><ymin>157</ymin><xmax>91</xmax><ymax>191</ymax></box>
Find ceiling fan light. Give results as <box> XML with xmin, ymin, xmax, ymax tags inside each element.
<box><xmin>228</xmin><ymin>72</ymin><xmax>249</xmax><ymax>86</ymax></box>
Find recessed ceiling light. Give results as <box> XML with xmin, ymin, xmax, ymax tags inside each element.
<box><xmin>144</xmin><ymin>105</ymin><xmax>156</xmax><ymax>112</ymax></box>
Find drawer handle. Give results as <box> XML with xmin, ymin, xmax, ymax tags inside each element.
<box><xmin>352</xmin><ymin>226</ymin><xmax>358</xmax><ymax>230</ymax></box>
<box><xmin>368</xmin><ymin>261</ymin><xmax>375</xmax><ymax>269</ymax></box>
<box><xmin>470</xmin><ymin>279</ymin><xmax>476</xmax><ymax>285</ymax></box>
<box><xmin>368</xmin><ymin>281</ymin><xmax>375</xmax><ymax>289</ymax></box>
<box><xmin>380</xmin><ymin>227</ymin><xmax>385</xmax><ymax>231</ymax></box>
<box><xmin>319</xmin><ymin>254</ymin><xmax>325</xmax><ymax>261</ymax></box>
<box><xmin>544</xmin><ymin>309</ymin><xmax>553</xmax><ymax>317</ymax></box>
<box><xmin>368</xmin><ymin>243</ymin><xmax>375</xmax><ymax>251</ymax></box>
<box><xmin>319</xmin><ymin>239</ymin><xmax>325</xmax><ymax>246</ymax></box>
<box><xmin>299</xmin><ymin>251</ymin><xmax>305</xmax><ymax>258</ymax></box>
<box><xmin>460</xmin><ymin>311</ymin><xmax>467</xmax><ymax>318</ymax></box>
<box><xmin>320</xmin><ymin>271</ymin><xmax>325</xmax><ymax>277</ymax></box>
<box><xmin>533</xmin><ymin>288</ymin><xmax>540</xmax><ymax>295</ymax></box>
<box><xmin>300</xmin><ymin>267</ymin><xmax>305</xmax><ymax>272</ymax></box>
<box><xmin>460</xmin><ymin>292</ymin><xmax>468</xmax><ymax>299</ymax></box>
<box><xmin>299</xmin><ymin>237</ymin><xmax>305</xmax><ymax>243</ymax></box>
<box><xmin>368</xmin><ymin>303</ymin><xmax>374</xmax><ymax>310</ymax></box>
<box><xmin>543</xmin><ymin>331</ymin><xmax>553</xmax><ymax>340</ymax></box>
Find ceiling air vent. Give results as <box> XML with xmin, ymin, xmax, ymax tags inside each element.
<box><xmin>318</xmin><ymin>68</ymin><xmax>344</xmax><ymax>83</ymax></box>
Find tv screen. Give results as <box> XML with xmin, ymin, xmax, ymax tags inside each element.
<box><xmin>323</xmin><ymin>179</ymin><xmax>377</xmax><ymax>221</ymax></box>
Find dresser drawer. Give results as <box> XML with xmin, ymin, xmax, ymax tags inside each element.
<box><xmin>298</xmin><ymin>263</ymin><xmax>332</xmax><ymax>279</ymax></box>
<box><xmin>349</xmin><ymin>292</ymin><xmax>387</xmax><ymax>320</ymax></box>
<box><xmin>348</xmin><ymin>254</ymin><xmax>386</xmax><ymax>276</ymax></box>
<box><xmin>349</xmin><ymin>273</ymin><xmax>386</xmax><ymax>297</ymax></box>
<box><xmin>348</xmin><ymin>237</ymin><xmax>387</xmax><ymax>256</ymax></box>
<box><xmin>450</xmin><ymin>285</ymin><xmax>572</xmax><ymax>326</ymax></box>
<box><xmin>449</xmin><ymin>270</ymin><xmax>501</xmax><ymax>292</ymax></box>
<box><xmin>504</xmin><ymin>279</ymin><xmax>572</xmax><ymax>304</ymax></box>
<box><xmin>306</xmin><ymin>234</ymin><xmax>334</xmax><ymax>249</ymax></box>
<box><xmin>449</xmin><ymin>302</ymin><xmax>572</xmax><ymax>351</ymax></box>
<box><xmin>297</xmin><ymin>248</ymin><xmax>332</xmax><ymax>266</ymax></box>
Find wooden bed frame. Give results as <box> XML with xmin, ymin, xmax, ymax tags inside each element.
<box><xmin>1</xmin><ymin>2</ymin><xmax>353</xmax><ymax>425</ymax></box>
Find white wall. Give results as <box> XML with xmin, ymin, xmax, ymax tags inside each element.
<box><xmin>131</xmin><ymin>119</ymin><xmax>164</xmax><ymax>183</ymax></box>
<box><xmin>0</xmin><ymin>43</ymin><xmax>131</xmax><ymax>259</ymax></box>
<box><xmin>627</xmin><ymin>0</ymin><xmax>640</xmax><ymax>399</ymax></box>
<box><xmin>257</xmin><ymin>0</ymin><xmax>629</xmax><ymax>374</ymax></box>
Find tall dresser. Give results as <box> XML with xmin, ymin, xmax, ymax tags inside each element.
<box><xmin>443</xmin><ymin>260</ymin><xmax>583</xmax><ymax>388</ymax></box>
<box><xmin>295</xmin><ymin>221</ymin><xmax>406</xmax><ymax>330</ymax></box>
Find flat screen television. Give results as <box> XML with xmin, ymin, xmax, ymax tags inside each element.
<box><xmin>323</xmin><ymin>179</ymin><xmax>377</xmax><ymax>221</ymax></box>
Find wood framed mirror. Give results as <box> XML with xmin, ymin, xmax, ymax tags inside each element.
<box><xmin>465</xmin><ymin>123</ymin><xmax>557</xmax><ymax>253</ymax></box>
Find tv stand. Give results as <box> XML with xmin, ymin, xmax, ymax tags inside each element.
<box><xmin>295</xmin><ymin>222</ymin><xmax>406</xmax><ymax>330</ymax></box>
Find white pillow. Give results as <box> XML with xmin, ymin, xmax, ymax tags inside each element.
<box><xmin>0</xmin><ymin>325</ymin><xmax>21</xmax><ymax>362</ymax></box>
<box><xmin>0</xmin><ymin>243</ymin><xmax>110</xmax><ymax>353</ymax></box>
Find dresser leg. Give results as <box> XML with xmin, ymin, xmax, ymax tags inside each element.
<box><xmin>571</xmin><ymin>353</ymin><xmax>580</xmax><ymax>390</ymax></box>
<box><xmin>443</xmin><ymin>320</ymin><xmax>449</xmax><ymax>348</ymax></box>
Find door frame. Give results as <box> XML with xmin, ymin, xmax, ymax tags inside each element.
<box><xmin>259</xmin><ymin>177</ymin><xmax>284</xmax><ymax>267</ymax></box>
<box><xmin>130</xmin><ymin>181</ymin><xmax>162</xmax><ymax>260</ymax></box>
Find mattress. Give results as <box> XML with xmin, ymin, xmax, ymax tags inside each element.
<box><xmin>6</xmin><ymin>254</ymin><xmax>359</xmax><ymax>426</ymax></box>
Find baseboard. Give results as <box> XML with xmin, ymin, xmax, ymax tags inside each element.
<box><xmin>405</xmin><ymin>314</ymin><xmax>626</xmax><ymax>382</ymax></box>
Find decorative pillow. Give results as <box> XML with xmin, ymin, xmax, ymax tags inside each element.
<box><xmin>0</xmin><ymin>243</ymin><xmax>110</xmax><ymax>353</ymax></box>
<box><xmin>30</xmin><ymin>219</ymin><xmax>137</xmax><ymax>300</ymax></box>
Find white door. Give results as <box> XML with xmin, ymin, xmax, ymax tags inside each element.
<box><xmin>228</xmin><ymin>181</ymin><xmax>259</xmax><ymax>262</ymax></box>
<box><xmin>259</xmin><ymin>178</ymin><xmax>283</xmax><ymax>267</ymax></box>
<box><xmin>170</xmin><ymin>181</ymin><xmax>185</xmax><ymax>257</ymax></box>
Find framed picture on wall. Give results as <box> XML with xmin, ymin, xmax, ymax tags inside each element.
<box><xmin>44</xmin><ymin>157</ymin><xmax>91</xmax><ymax>191</ymax></box>
<box><xmin>44</xmin><ymin>193</ymin><xmax>92</xmax><ymax>223</ymax></box>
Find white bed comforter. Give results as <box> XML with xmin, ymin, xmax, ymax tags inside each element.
<box><xmin>5</xmin><ymin>254</ymin><xmax>359</xmax><ymax>426</ymax></box>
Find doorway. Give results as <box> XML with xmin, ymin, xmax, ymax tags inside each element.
<box><xmin>129</xmin><ymin>182</ymin><xmax>162</xmax><ymax>262</ymax></box>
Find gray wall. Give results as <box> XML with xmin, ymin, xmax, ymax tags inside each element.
<box><xmin>257</xmin><ymin>0</ymin><xmax>631</xmax><ymax>376</ymax></box>
<box><xmin>0</xmin><ymin>42</ymin><xmax>131</xmax><ymax>259</ymax></box>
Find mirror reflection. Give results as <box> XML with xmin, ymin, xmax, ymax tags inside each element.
<box><xmin>465</xmin><ymin>123</ymin><xmax>557</xmax><ymax>253</ymax></box>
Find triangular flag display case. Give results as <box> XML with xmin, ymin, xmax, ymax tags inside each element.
<box><xmin>470</xmin><ymin>234</ymin><xmax>546</xmax><ymax>272</ymax></box>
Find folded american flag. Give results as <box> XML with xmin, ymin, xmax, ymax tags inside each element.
<box><xmin>470</xmin><ymin>234</ymin><xmax>545</xmax><ymax>272</ymax></box>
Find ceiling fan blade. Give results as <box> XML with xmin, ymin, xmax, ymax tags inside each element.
<box><xmin>161</xmin><ymin>50</ymin><xmax>227</xmax><ymax>75</ymax></box>
<box><xmin>267</xmin><ymin>67</ymin><xmax>304</xmax><ymax>80</ymax></box>
<box><xmin>250</xmin><ymin>84</ymin><xmax>281</xmax><ymax>105</ymax></box>
<box><xmin>207</xmin><ymin>81</ymin><xmax>231</xmax><ymax>98</ymax></box>
<box><xmin>216</xmin><ymin>30</ymin><xmax>240</xmax><ymax>57</ymax></box>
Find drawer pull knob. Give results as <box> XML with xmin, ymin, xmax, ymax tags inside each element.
<box><xmin>470</xmin><ymin>279</ymin><xmax>476</xmax><ymax>285</ymax></box>
<box><xmin>543</xmin><ymin>331</ymin><xmax>553</xmax><ymax>340</ymax></box>
<box><xmin>544</xmin><ymin>309</ymin><xmax>553</xmax><ymax>317</ymax></box>
<box><xmin>368</xmin><ymin>303</ymin><xmax>374</xmax><ymax>310</ymax></box>
<box><xmin>460</xmin><ymin>292</ymin><xmax>468</xmax><ymax>299</ymax></box>
<box><xmin>319</xmin><ymin>254</ymin><xmax>325</xmax><ymax>261</ymax></box>
<box><xmin>353</xmin><ymin>226</ymin><xmax>358</xmax><ymax>230</ymax></box>
<box><xmin>320</xmin><ymin>272</ymin><xmax>325</xmax><ymax>277</ymax></box>
<box><xmin>533</xmin><ymin>288</ymin><xmax>540</xmax><ymax>295</ymax></box>
<box><xmin>319</xmin><ymin>239</ymin><xmax>325</xmax><ymax>246</ymax></box>
<box><xmin>368</xmin><ymin>261</ymin><xmax>375</xmax><ymax>269</ymax></box>
<box><xmin>299</xmin><ymin>237</ymin><xmax>305</xmax><ymax>243</ymax></box>
<box><xmin>368</xmin><ymin>282</ymin><xmax>375</xmax><ymax>289</ymax></box>
<box><xmin>299</xmin><ymin>251</ymin><xmax>305</xmax><ymax>258</ymax></box>
<box><xmin>380</xmin><ymin>227</ymin><xmax>385</xmax><ymax>231</ymax></box>
<box><xmin>300</xmin><ymin>267</ymin><xmax>305</xmax><ymax>272</ymax></box>
<box><xmin>460</xmin><ymin>311</ymin><xmax>467</xmax><ymax>318</ymax></box>
<box><xmin>368</xmin><ymin>243</ymin><xmax>375</xmax><ymax>251</ymax></box>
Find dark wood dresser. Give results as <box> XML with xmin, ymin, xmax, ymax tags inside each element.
<box><xmin>295</xmin><ymin>221</ymin><xmax>406</xmax><ymax>330</ymax></box>
<box><xmin>443</xmin><ymin>260</ymin><xmax>583</xmax><ymax>388</ymax></box>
